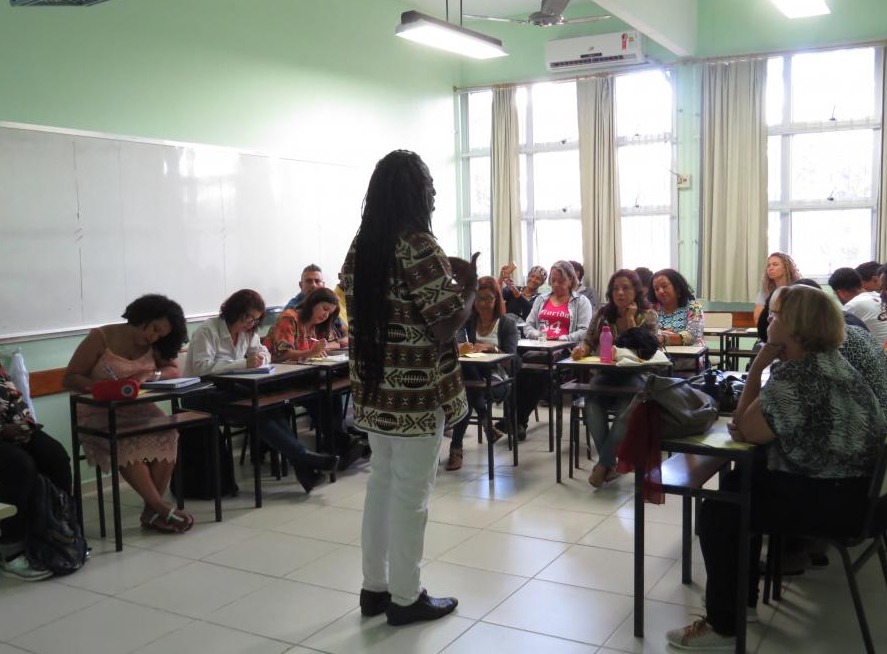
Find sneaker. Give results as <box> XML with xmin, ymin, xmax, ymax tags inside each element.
<box><xmin>666</xmin><ymin>618</ymin><xmax>735</xmax><ymax>650</ymax></box>
<box><xmin>385</xmin><ymin>589</ymin><xmax>458</xmax><ymax>626</ymax></box>
<box><xmin>0</xmin><ymin>555</ymin><xmax>52</xmax><ymax>582</ymax></box>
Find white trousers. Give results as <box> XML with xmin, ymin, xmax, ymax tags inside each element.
<box><xmin>361</xmin><ymin>408</ymin><xmax>444</xmax><ymax>606</ymax></box>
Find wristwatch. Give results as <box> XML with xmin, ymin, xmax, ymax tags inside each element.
<box><xmin>152</xmin><ymin>369</ymin><xmax>162</xmax><ymax>381</ymax></box>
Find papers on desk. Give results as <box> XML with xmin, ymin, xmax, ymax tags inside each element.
<box><xmin>307</xmin><ymin>353</ymin><xmax>349</xmax><ymax>363</ymax></box>
<box><xmin>224</xmin><ymin>365</ymin><xmax>275</xmax><ymax>374</ymax></box>
<box><xmin>141</xmin><ymin>377</ymin><xmax>201</xmax><ymax>389</ymax></box>
<box><xmin>461</xmin><ymin>352</ymin><xmax>488</xmax><ymax>358</ymax></box>
<box><xmin>683</xmin><ymin>430</ymin><xmax>754</xmax><ymax>450</ymax></box>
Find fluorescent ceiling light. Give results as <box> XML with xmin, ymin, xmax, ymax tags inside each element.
<box><xmin>771</xmin><ymin>0</ymin><xmax>830</xmax><ymax>18</ymax></box>
<box><xmin>395</xmin><ymin>10</ymin><xmax>507</xmax><ymax>60</ymax></box>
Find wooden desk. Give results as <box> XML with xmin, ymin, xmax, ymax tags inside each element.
<box><xmin>663</xmin><ymin>344</ymin><xmax>709</xmax><ymax>374</ymax></box>
<box><xmin>205</xmin><ymin>364</ymin><xmax>322</xmax><ymax>508</ymax></box>
<box><xmin>517</xmin><ymin>339</ymin><xmax>574</xmax><ymax>451</ymax></box>
<box><xmin>632</xmin><ymin>420</ymin><xmax>756</xmax><ymax>653</ymax></box>
<box><xmin>69</xmin><ymin>387</ymin><xmax>218</xmax><ymax>552</ymax></box>
<box><xmin>721</xmin><ymin>327</ymin><xmax>760</xmax><ymax>371</ymax></box>
<box><xmin>459</xmin><ymin>352</ymin><xmax>518</xmax><ymax>479</ymax></box>
<box><xmin>554</xmin><ymin>356</ymin><xmax>672</xmax><ymax>482</ymax></box>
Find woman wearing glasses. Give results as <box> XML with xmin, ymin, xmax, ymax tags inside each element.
<box><xmin>185</xmin><ymin>289</ymin><xmax>338</xmax><ymax>494</ymax></box>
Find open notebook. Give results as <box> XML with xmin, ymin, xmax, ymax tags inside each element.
<box><xmin>222</xmin><ymin>365</ymin><xmax>275</xmax><ymax>375</ymax></box>
<box><xmin>141</xmin><ymin>377</ymin><xmax>202</xmax><ymax>389</ymax></box>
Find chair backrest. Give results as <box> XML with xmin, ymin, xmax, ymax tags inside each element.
<box><xmin>704</xmin><ymin>312</ymin><xmax>733</xmax><ymax>329</ymax></box>
<box><xmin>859</xmin><ymin>434</ymin><xmax>887</xmax><ymax>538</ymax></box>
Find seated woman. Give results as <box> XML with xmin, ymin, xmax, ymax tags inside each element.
<box><xmin>445</xmin><ymin>276</ymin><xmax>520</xmax><ymax>471</ymax></box>
<box><xmin>264</xmin><ymin>288</ymin><xmax>339</xmax><ymax>364</ymax></box>
<box><xmin>572</xmin><ymin>269</ymin><xmax>657</xmax><ymax>487</ymax></box>
<box><xmin>513</xmin><ymin>261</ymin><xmax>593</xmax><ymax>440</ymax></box>
<box><xmin>499</xmin><ymin>264</ymin><xmax>547</xmax><ymax>320</ymax></box>
<box><xmin>0</xmin><ymin>363</ymin><xmax>72</xmax><ymax>580</ymax></box>
<box><xmin>667</xmin><ymin>285</ymin><xmax>885</xmax><ymax>650</ymax></box>
<box><xmin>185</xmin><ymin>289</ymin><xmax>338</xmax><ymax>494</ymax></box>
<box><xmin>64</xmin><ymin>294</ymin><xmax>193</xmax><ymax>533</ymax></box>
<box><xmin>752</xmin><ymin>251</ymin><xmax>800</xmax><ymax>325</ymax></box>
<box><xmin>649</xmin><ymin>268</ymin><xmax>704</xmax><ymax>372</ymax></box>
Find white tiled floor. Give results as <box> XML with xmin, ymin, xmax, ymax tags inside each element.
<box><xmin>2</xmin><ymin>418</ymin><xmax>886</xmax><ymax>653</ymax></box>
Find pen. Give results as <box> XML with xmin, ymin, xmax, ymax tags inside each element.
<box><xmin>104</xmin><ymin>364</ymin><xmax>118</xmax><ymax>380</ymax></box>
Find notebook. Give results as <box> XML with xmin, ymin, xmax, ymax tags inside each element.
<box><xmin>223</xmin><ymin>365</ymin><xmax>276</xmax><ymax>375</ymax></box>
<box><xmin>141</xmin><ymin>377</ymin><xmax>202</xmax><ymax>389</ymax></box>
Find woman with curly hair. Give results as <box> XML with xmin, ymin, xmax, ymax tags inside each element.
<box><xmin>64</xmin><ymin>294</ymin><xmax>193</xmax><ymax>533</ymax></box>
<box><xmin>649</xmin><ymin>268</ymin><xmax>704</xmax><ymax>347</ymax></box>
<box><xmin>753</xmin><ymin>252</ymin><xmax>800</xmax><ymax>324</ymax></box>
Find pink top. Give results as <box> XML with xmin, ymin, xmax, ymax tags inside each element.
<box><xmin>538</xmin><ymin>299</ymin><xmax>571</xmax><ymax>340</ymax></box>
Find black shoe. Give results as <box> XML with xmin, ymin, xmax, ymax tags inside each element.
<box><xmin>301</xmin><ymin>451</ymin><xmax>339</xmax><ymax>471</ymax></box>
<box><xmin>360</xmin><ymin>589</ymin><xmax>391</xmax><ymax>616</ymax></box>
<box><xmin>294</xmin><ymin>464</ymin><xmax>324</xmax><ymax>494</ymax></box>
<box><xmin>337</xmin><ymin>440</ymin><xmax>366</xmax><ymax>471</ymax></box>
<box><xmin>385</xmin><ymin>589</ymin><xmax>458</xmax><ymax>626</ymax></box>
<box><xmin>517</xmin><ymin>425</ymin><xmax>527</xmax><ymax>442</ymax></box>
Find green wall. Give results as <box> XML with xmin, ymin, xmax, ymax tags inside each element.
<box><xmin>0</xmin><ymin>0</ymin><xmax>464</xmax><ymax>452</ymax></box>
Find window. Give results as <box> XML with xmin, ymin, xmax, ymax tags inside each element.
<box><xmin>457</xmin><ymin>70</ymin><xmax>676</xmax><ymax>281</ymax></box>
<box><xmin>766</xmin><ymin>47</ymin><xmax>883</xmax><ymax>277</ymax></box>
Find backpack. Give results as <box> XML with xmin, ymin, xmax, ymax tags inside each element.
<box><xmin>170</xmin><ymin>424</ymin><xmax>239</xmax><ymax>500</ymax></box>
<box><xmin>27</xmin><ymin>474</ymin><xmax>88</xmax><ymax>576</ymax></box>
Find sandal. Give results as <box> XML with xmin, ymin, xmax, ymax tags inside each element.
<box><xmin>141</xmin><ymin>507</ymin><xmax>194</xmax><ymax>534</ymax></box>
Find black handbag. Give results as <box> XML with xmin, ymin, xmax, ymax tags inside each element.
<box><xmin>688</xmin><ymin>369</ymin><xmax>746</xmax><ymax>414</ymax></box>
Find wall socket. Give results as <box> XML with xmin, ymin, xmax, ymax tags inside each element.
<box><xmin>676</xmin><ymin>173</ymin><xmax>691</xmax><ymax>190</ymax></box>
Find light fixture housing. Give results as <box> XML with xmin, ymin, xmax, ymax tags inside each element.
<box><xmin>395</xmin><ymin>10</ymin><xmax>507</xmax><ymax>60</ymax></box>
<box><xmin>770</xmin><ymin>0</ymin><xmax>830</xmax><ymax>18</ymax></box>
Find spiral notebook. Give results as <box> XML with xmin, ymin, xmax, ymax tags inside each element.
<box><xmin>141</xmin><ymin>377</ymin><xmax>202</xmax><ymax>389</ymax></box>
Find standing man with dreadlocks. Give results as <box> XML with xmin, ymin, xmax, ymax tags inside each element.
<box><xmin>341</xmin><ymin>150</ymin><xmax>477</xmax><ymax>626</ymax></box>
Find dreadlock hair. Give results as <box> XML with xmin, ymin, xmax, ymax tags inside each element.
<box><xmin>352</xmin><ymin>150</ymin><xmax>435</xmax><ymax>389</ymax></box>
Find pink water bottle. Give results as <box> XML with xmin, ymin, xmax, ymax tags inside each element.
<box><xmin>599</xmin><ymin>325</ymin><xmax>614</xmax><ymax>363</ymax></box>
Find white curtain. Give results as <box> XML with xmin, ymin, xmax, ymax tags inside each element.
<box><xmin>491</xmin><ymin>87</ymin><xmax>522</xmax><ymax>279</ymax></box>
<box><xmin>577</xmin><ymin>76</ymin><xmax>621</xmax><ymax>299</ymax></box>
<box><xmin>878</xmin><ymin>46</ymin><xmax>887</xmax><ymax>262</ymax></box>
<box><xmin>700</xmin><ymin>58</ymin><xmax>768</xmax><ymax>302</ymax></box>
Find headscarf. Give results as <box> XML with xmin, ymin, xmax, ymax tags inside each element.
<box><xmin>527</xmin><ymin>265</ymin><xmax>548</xmax><ymax>284</ymax></box>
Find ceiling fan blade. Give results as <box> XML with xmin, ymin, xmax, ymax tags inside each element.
<box><xmin>541</xmin><ymin>0</ymin><xmax>571</xmax><ymax>16</ymax></box>
<box><xmin>562</xmin><ymin>14</ymin><xmax>613</xmax><ymax>24</ymax></box>
<box><xmin>463</xmin><ymin>13</ymin><xmax>528</xmax><ymax>24</ymax></box>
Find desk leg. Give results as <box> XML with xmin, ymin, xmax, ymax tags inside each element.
<box><xmin>109</xmin><ymin>443</ymin><xmax>123</xmax><ymax>551</ymax></box>
<box><xmin>69</xmin><ymin>397</ymin><xmax>84</xmax><ymax>531</ymax></box>
<box><xmin>250</xmin><ymin>405</ymin><xmax>262</xmax><ymax>509</ymax></box>
<box><xmin>547</xmin><ymin>354</ymin><xmax>555</xmax><ymax>452</ymax></box>
<box><xmin>174</xmin><ymin>437</ymin><xmax>185</xmax><ymax>510</ymax></box>
<box><xmin>485</xmin><ymin>376</ymin><xmax>495</xmax><ymax>480</ymax></box>
<box><xmin>511</xmin><ymin>379</ymin><xmax>519</xmax><ymax>467</ymax></box>
<box><xmin>555</xmin><ymin>376</ymin><xmax>563</xmax><ymax>483</ymax></box>
<box><xmin>634</xmin><ymin>464</ymin><xmax>645</xmax><ymax>637</ymax></box>
<box><xmin>734</xmin><ymin>459</ymin><xmax>752</xmax><ymax>653</ymax></box>
<box><xmin>210</xmin><ymin>416</ymin><xmax>222</xmax><ymax>522</ymax></box>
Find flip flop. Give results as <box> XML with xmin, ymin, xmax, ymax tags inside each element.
<box><xmin>141</xmin><ymin>507</ymin><xmax>194</xmax><ymax>534</ymax></box>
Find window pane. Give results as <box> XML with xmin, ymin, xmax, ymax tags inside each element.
<box><xmin>618</xmin><ymin>142</ymin><xmax>672</xmax><ymax>208</ymax></box>
<box><xmin>532</xmin><ymin>81</ymin><xmax>577</xmax><ymax>144</ymax></box>
<box><xmin>766</xmin><ymin>57</ymin><xmax>784</xmax><ymax>126</ymax></box>
<box><xmin>790</xmin><ymin>209</ymin><xmax>873</xmax><ymax>276</ymax></box>
<box><xmin>790</xmin><ymin>130</ymin><xmax>874</xmax><ymax>202</ymax></box>
<box><xmin>533</xmin><ymin>219</ymin><xmax>583</xmax><ymax>273</ymax></box>
<box><xmin>768</xmin><ymin>211</ymin><xmax>781</xmax><ymax>255</ymax></box>
<box><xmin>621</xmin><ymin>215</ymin><xmax>671</xmax><ymax>271</ymax></box>
<box><xmin>615</xmin><ymin>70</ymin><xmax>673</xmax><ymax>138</ymax></box>
<box><xmin>791</xmin><ymin>48</ymin><xmax>876</xmax><ymax>123</ymax></box>
<box><xmin>467</xmin><ymin>91</ymin><xmax>492</xmax><ymax>151</ymax></box>
<box><xmin>468</xmin><ymin>156</ymin><xmax>490</xmax><ymax>217</ymax></box>
<box><xmin>468</xmin><ymin>221</ymin><xmax>492</xmax><ymax>276</ymax></box>
<box><xmin>767</xmin><ymin>136</ymin><xmax>782</xmax><ymax>202</ymax></box>
<box><xmin>533</xmin><ymin>151</ymin><xmax>580</xmax><ymax>212</ymax></box>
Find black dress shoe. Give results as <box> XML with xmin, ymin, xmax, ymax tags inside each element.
<box><xmin>385</xmin><ymin>589</ymin><xmax>458</xmax><ymax>626</ymax></box>
<box><xmin>294</xmin><ymin>465</ymin><xmax>324</xmax><ymax>494</ymax></box>
<box><xmin>360</xmin><ymin>589</ymin><xmax>391</xmax><ymax>616</ymax></box>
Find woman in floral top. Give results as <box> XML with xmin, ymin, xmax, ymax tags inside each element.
<box><xmin>648</xmin><ymin>268</ymin><xmax>704</xmax><ymax>347</ymax></box>
<box><xmin>265</xmin><ymin>288</ymin><xmax>339</xmax><ymax>363</ymax></box>
<box><xmin>0</xmin><ymin>363</ymin><xmax>72</xmax><ymax>580</ymax></box>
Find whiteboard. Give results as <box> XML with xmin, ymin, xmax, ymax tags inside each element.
<box><xmin>0</xmin><ymin>123</ymin><xmax>366</xmax><ymax>340</ymax></box>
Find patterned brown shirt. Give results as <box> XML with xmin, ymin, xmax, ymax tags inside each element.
<box><xmin>341</xmin><ymin>231</ymin><xmax>468</xmax><ymax>436</ymax></box>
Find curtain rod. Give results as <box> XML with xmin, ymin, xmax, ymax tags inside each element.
<box><xmin>454</xmin><ymin>38</ymin><xmax>886</xmax><ymax>93</ymax></box>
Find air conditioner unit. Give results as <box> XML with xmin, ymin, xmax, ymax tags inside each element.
<box><xmin>10</xmin><ymin>0</ymin><xmax>109</xmax><ymax>5</ymax></box>
<box><xmin>545</xmin><ymin>31</ymin><xmax>644</xmax><ymax>71</ymax></box>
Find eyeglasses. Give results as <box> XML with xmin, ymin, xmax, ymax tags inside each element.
<box><xmin>768</xmin><ymin>310</ymin><xmax>779</xmax><ymax>321</ymax></box>
<box><xmin>243</xmin><ymin>315</ymin><xmax>262</xmax><ymax>326</ymax></box>
<box><xmin>475</xmin><ymin>295</ymin><xmax>497</xmax><ymax>304</ymax></box>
